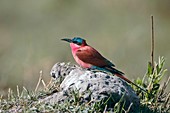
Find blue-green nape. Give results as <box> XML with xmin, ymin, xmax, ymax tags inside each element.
<box><xmin>72</xmin><ymin>37</ymin><xmax>85</xmax><ymax>45</ymax></box>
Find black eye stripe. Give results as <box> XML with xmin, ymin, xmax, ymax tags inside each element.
<box><xmin>72</xmin><ymin>41</ymin><xmax>81</xmax><ymax>45</ymax></box>
<box><xmin>72</xmin><ymin>41</ymin><xmax>77</xmax><ymax>43</ymax></box>
<box><xmin>77</xmin><ymin>43</ymin><xmax>81</xmax><ymax>45</ymax></box>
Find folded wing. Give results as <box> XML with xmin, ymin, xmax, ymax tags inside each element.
<box><xmin>76</xmin><ymin>46</ymin><xmax>115</xmax><ymax>67</ymax></box>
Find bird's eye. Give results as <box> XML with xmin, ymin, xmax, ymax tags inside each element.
<box><xmin>72</xmin><ymin>41</ymin><xmax>77</xmax><ymax>43</ymax></box>
<box><xmin>72</xmin><ymin>41</ymin><xmax>78</xmax><ymax>44</ymax></box>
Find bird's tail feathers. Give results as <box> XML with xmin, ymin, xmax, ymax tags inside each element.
<box><xmin>104</xmin><ymin>67</ymin><xmax>124</xmax><ymax>75</ymax></box>
<box><xmin>106</xmin><ymin>67</ymin><xmax>147</xmax><ymax>92</ymax></box>
<box><xmin>104</xmin><ymin>67</ymin><xmax>134</xmax><ymax>84</ymax></box>
<box><xmin>115</xmin><ymin>73</ymin><xmax>147</xmax><ymax>92</ymax></box>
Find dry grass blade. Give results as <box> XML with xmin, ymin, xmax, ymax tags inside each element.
<box><xmin>163</xmin><ymin>92</ymin><xmax>170</xmax><ymax>109</ymax></box>
<box><xmin>8</xmin><ymin>88</ymin><xmax>11</xmax><ymax>100</ymax></box>
<box><xmin>163</xmin><ymin>75</ymin><xmax>170</xmax><ymax>90</ymax></box>
<box><xmin>35</xmin><ymin>70</ymin><xmax>43</xmax><ymax>92</ymax></box>
<box><xmin>103</xmin><ymin>105</ymin><xmax>107</xmax><ymax>113</ymax></box>
<box><xmin>159</xmin><ymin>75</ymin><xmax>170</xmax><ymax>96</ymax></box>
<box><xmin>17</xmin><ymin>85</ymin><xmax>20</xmax><ymax>98</ymax></box>
<box><xmin>41</xmin><ymin>78</ymin><xmax>48</xmax><ymax>90</ymax></box>
<box><xmin>125</xmin><ymin>103</ymin><xmax>133</xmax><ymax>113</ymax></box>
<box><xmin>46</xmin><ymin>78</ymin><xmax>53</xmax><ymax>88</ymax></box>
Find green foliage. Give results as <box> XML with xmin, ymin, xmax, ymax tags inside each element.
<box><xmin>134</xmin><ymin>57</ymin><xmax>170</xmax><ymax>113</ymax></box>
<box><xmin>0</xmin><ymin>57</ymin><xmax>169</xmax><ymax>113</ymax></box>
<box><xmin>0</xmin><ymin>82</ymin><xmax>132</xmax><ymax>112</ymax></box>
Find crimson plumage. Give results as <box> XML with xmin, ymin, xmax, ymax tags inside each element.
<box><xmin>61</xmin><ymin>37</ymin><xmax>146</xmax><ymax>92</ymax></box>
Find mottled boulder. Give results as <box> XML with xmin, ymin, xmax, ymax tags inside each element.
<box><xmin>44</xmin><ymin>62</ymin><xmax>140</xmax><ymax>112</ymax></box>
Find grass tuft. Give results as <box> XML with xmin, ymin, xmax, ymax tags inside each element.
<box><xmin>0</xmin><ymin>57</ymin><xmax>169</xmax><ymax>113</ymax></box>
<box><xmin>134</xmin><ymin>56</ymin><xmax>170</xmax><ymax>113</ymax></box>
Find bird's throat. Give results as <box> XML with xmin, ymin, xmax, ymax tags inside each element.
<box><xmin>70</xmin><ymin>43</ymin><xmax>81</xmax><ymax>52</ymax></box>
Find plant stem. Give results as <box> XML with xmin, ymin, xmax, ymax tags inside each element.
<box><xmin>151</xmin><ymin>15</ymin><xmax>154</xmax><ymax>70</ymax></box>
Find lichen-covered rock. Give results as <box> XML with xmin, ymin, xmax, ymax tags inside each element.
<box><xmin>46</xmin><ymin>62</ymin><xmax>140</xmax><ymax>112</ymax></box>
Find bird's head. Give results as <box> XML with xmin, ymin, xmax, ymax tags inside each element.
<box><xmin>61</xmin><ymin>37</ymin><xmax>87</xmax><ymax>47</ymax></box>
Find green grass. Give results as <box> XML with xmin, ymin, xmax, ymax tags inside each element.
<box><xmin>134</xmin><ymin>57</ymin><xmax>170</xmax><ymax>113</ymax></box>
<box><xmin>0</xmin><ymin>57</ymin><xmax>169</xmax><ymax>113</ymax></box>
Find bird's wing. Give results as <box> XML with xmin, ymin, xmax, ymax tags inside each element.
<box><xmin>76</xmin><ymin>46</ymin><xmax>115</xmax><ymax>67</ymax></box>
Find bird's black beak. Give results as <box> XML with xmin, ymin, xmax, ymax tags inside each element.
<box><xmin>61</xmin><ymin>38</ymin><xmax>72</xmax><ymax>43</ymax></box>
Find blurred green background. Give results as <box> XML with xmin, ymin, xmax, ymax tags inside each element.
<box><xmin>0</xmin><ymin>0</ymin><xmax>170</xmax><ymax>94</ymax></box>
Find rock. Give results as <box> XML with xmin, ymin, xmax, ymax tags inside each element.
<box><xmin>45</xmin><ymin>62</ymin><xmax>140</xmax><ymax>112</ymax></box>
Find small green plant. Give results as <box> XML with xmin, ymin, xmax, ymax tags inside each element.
<box><xmin>134</xmin><ymin>57</ymin><xmax>170</xmax><ymax>113</ymax></box>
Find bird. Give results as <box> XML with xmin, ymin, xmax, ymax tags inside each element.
<box><xmin>61</xmin><ymin>37</ymin><xmax>146</xmax><ymax>92</ymax></box>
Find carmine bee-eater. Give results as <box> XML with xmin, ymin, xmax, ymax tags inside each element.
<box><xmin>61</xmin><ymin>37</ymin><xmax>146</xmax><ymax>92</ymax></box>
